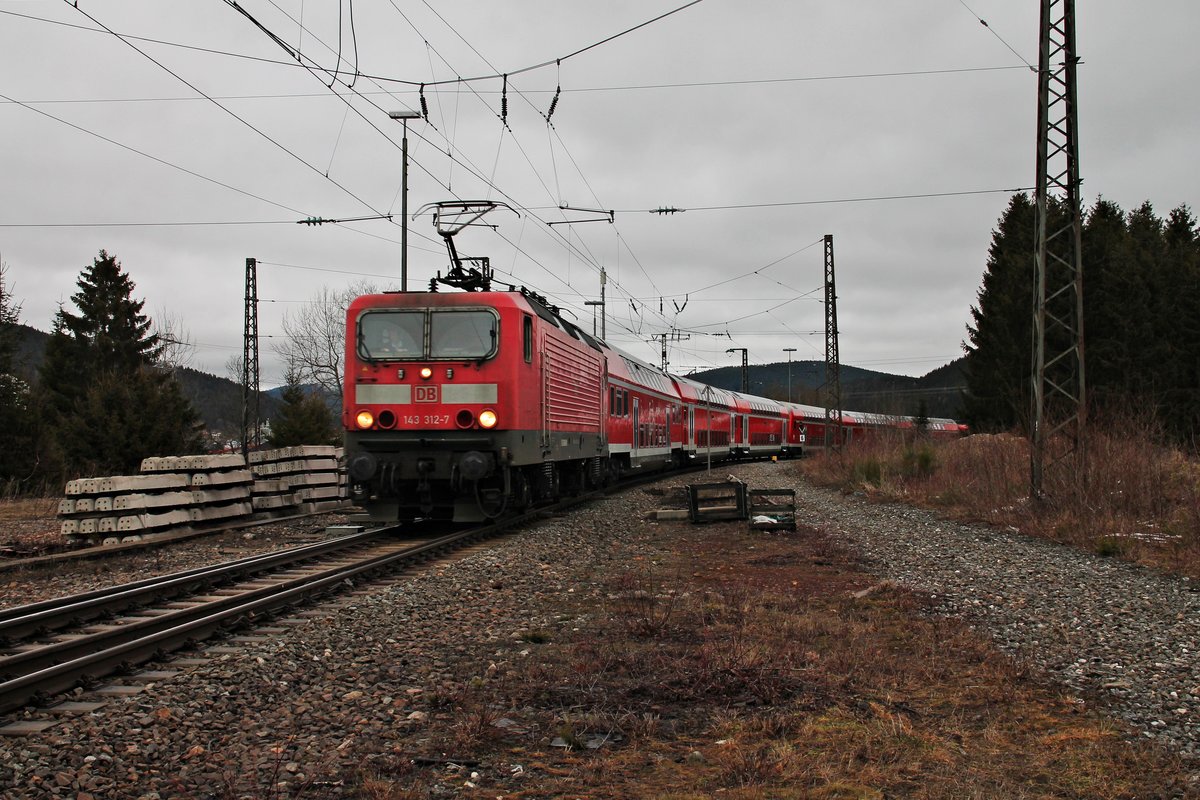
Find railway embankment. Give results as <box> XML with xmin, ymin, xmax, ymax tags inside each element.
<box><xmin>0</xmin><ymin>460</ymin><xmax>1194</xmax><ymax>797</ymax></box>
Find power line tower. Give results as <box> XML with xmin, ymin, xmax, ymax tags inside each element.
<box><xmin>823</xmin><ymin>234</ymin><xmax>843</xmax><ymax>452</ymax></box>
<box><xmin>241</xmin><ymin>257</ymin><xmax>261</xmax><ymax>456</ymax></box>
<box><xmin>725</xmin><ymin>348</ymin><xmax>748</xmax><ymax>392</ymax></box>
<box><xmin>653</xmin><ymin>329</ymin><xmax>690</xmax><ymax>372</ymax></box>
<box><xmin>1031</xmin><ymin>0</ymin><xmax>1086</xmax><ymax>499</ymax></box>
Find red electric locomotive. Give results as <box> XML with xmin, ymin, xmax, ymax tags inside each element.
<box><xmin>343</xmin><ymin>286</ymin><xmax>610</xmax><ymax>522</ymax></box>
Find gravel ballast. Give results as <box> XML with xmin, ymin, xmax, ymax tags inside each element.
<box><xmin>0</xmin><ymin>460</ymin><xmax>1196</xmax><ymax>796</ymax></box>
<box><xmin>795</xmin><ymin>478</ymin><xmax>1200</xmax><ymax>760</ymax></box>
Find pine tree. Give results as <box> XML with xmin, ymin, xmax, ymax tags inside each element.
<box><xmin>39</xmin><ymin>251</ymin><xmax>202</xmax><ymax>477</ymax></box>
<box><xmin>268</xmin><ymin>374</ymin><xmax>335</xmax><ymax>448</ymax></box>
<box><xmin>56</xmin><ymin>368</ymin><xmax>203</xmax><ymax>475</ymax></box>
<box><xmin>963</xmin><ymin>193</ymin><xmax>1039</xmax><ymax>431</ymax></box>
<box><xmin>1160</xmin><ymin>205</ymin><xmax>1200</xmax><ymax>437</ymax></box>
<box><xmin>1081</xmin><ymin>198</ymin><xmax>1140</xmax><ymax>403</ymax></box>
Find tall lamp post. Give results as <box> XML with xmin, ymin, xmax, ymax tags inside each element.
<box><xmin>388</xmin><ymin>110</ymin><xmax>422</xmax><ymax>292</ymax></box>
<box><xmin>783</xmin><ymin>347</ymin><xmax>796</xmax><ymax>402</ymax></box>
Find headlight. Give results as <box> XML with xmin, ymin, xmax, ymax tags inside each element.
<box><xmin>355</xmin><ymin>410</ymin><xmax>375</xmax><ymax>429</ymax></box>
<box><xmin>420</xmin><ymin>367</ymin><xmax>433</xmax><ymax>379</ymax></box>
<box><xmin>478</xmin><ymin>409</ymin><xmax>498</xmax><ymax>429</ymax></box>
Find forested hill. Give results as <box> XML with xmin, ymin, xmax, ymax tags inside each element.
<box><xmin>685</xmin><ymin>357</ymin><xmax>966</xmax><ymax>420</ymax></box>
<box><xmin>12</xmin><ymin>324</ymin><xmax>280</xmax><ymax>436</ymax></box>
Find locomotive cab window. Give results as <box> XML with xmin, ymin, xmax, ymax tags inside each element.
<box><xmin>358</xmin><ymin>310</ymin><xmax>424</xmax><ymax>360</ymax></box>
<box><xmin>429</xmin><ymin>309</ymin><xmax>498</xmax><ymax>359</ymax></box>
<box><xmin>523</xmin><ymin>314</ymin><xmax>533</xmax><ymax>363</ymax></box>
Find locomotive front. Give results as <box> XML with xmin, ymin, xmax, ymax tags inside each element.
<box><xmin>343</xmin><ymin>291</ymin><xmax>536</xmax><ymax>522</ymax></box>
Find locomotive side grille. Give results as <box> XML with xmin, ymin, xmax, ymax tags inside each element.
<box><xmin>544</xmin><ymin>334</ymin><xmax>603</xmax><ymax>430</ymax></box>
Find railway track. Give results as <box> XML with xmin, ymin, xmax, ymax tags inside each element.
<box><xmin>0</xmin><ymin>521</ymin><xmax>501</xmax><ymax>715</ymax></box>
<box><xmin>0</xmin><ymin>507</ymin><xmax>348</xmax><ymax>574</ymax></box>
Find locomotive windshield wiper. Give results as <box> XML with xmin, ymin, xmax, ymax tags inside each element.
<box><xmin>358</xmin><ymin>327</ymin><xmax>374</xmax><ymax>359</ymax></box>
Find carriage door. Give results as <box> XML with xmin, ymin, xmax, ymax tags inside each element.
<box><xmin>743</xmin><ymin>415</ymin><xmax>750</xmax><ymax>448</ymax></box>
<box><xmin>632</xmin><ymin>398</ymin><xmax>641</xmax><ymax>459</ymax></box>
<box><xmin>688</xmin><ymin>407</ymin><xmax>695</xmax><ymax>451</ymax></box>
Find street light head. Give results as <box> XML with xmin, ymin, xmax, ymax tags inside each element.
<box><xmin>388</xmin><ymin>110</ymin><xmax>422</xmax><ymax>120</ymax></box>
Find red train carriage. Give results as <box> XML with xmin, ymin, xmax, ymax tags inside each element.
<box><xmin>606</xmin><ymin>352</ymin><xmax>681</xmax><ymax>475</ymax></box>
<box><xmin>343</xmin><ymin>289</ymin><xmax>607</xmax><ymax>521</ymax></box>
<box><xmin>670</xmin><ymin>376</ymin><xmax>739</xmax><ymax>463</ymax></box>
<box><xmin>728</xmin><ymin>391</ymin><xmax>790</xmax><ymax>458</ymax></box>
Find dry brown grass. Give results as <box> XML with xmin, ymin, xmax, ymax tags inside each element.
<box><xmin>0</xmin><ymin>496</ymin><xmax>59</xmax><ymax>522</ymax></box>
<box><xmin>375</xmin><ymin>524</ymin><xmax>1190</xmax><ymax>799</ymax></box>
<box><xmin>798</xmin><ymin>424</ymin><xmax>1200</xmax><ymax>578</ymax></box>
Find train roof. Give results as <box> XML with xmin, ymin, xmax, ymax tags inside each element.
<box><xmin>670</xmin><ymin>375</ymin><xmax>741</xmax><ymax>408</ymax></box>
<box><xmin>728</xmin><ymin>390</ymin><xmax>786</xmax><ymax>415</ymax></box>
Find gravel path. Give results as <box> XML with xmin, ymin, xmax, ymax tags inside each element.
<box><xmin>0</xmin><ymin>460</ymin><xmax>1197</xmax><ymax>797</ymax></box>
<box><xmin>795</xmin><ymin>477</ymin><xmax>1200</xmax><ymax>760</ymax></box>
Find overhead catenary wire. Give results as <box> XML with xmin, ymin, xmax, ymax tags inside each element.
<box><xmin>14</xmin><ymin>4</ymin><xmax>1017</xmax><ymax>381</ymax></box>
<box><xmin>366</xmin><ymin>0</ymin><xmax>674</xmax><ymax>330</ymax></box>
<box><xmin>18</xmin><ymin>0</ymin><xmax>1027</xmax><ymax>355</ymax></box>
<box><xmin>954</xmin><ymin>0</ymin><xmax>1036</xmax><ymax>71</ymax></box>
<box><xmin>66</xmin><ymin>1</ymin><xmax>396</xmax><ymax>227</ymax></box>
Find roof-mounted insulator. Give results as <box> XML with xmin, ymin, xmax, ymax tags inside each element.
<box><xmin>501</xmin><ymin>74</ymin><xmax>509</xmax><ymax>127</ymax></box>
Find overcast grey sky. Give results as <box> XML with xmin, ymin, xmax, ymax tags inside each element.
<box><xmin>1</xmin><ymin>1</ymin><xmax>1197</xmax><ymax>386</ymax></box>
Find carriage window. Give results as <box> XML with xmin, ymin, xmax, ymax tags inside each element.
<box><xmin>523</xmin><ymin>315</ymin><xmax>533</xmax><ymax>363</ymax></box>
<box><xmin>429</xmin><ymin>310</ymin><xmax>498</xmax><ymax>359</ymax></box>
<box><xmin>358</xmin><ymin>311</ymin><xmax>424</xmax><ymax>360</ymax></box>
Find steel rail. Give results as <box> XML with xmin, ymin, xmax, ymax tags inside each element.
<box><xmin>0</xmin><ymin>506</ymin><xmax>355</xmax><ymax>574</ymax></box>
<box><xmin>0</xmin><ymin>528</ymin><xmax>392</xmax><ymax>641</ymax></box>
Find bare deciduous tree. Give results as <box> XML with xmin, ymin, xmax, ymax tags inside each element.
<box><xmin>273</xmin><ymin>281</ymin><xmax>379</xmax><ymax>405</ymax></box>
<box><xmin>152</xmin><ymin>306</ymin><xmax>195</xmax><ymax>370</ymax></box>
<box><xmin>225</xmin><ymin>353</ymin><xmax>245</xmax><ymax>386</ymax></box>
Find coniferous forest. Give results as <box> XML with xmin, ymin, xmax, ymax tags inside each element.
<box><xmin>964</xmin><ymin>193</ymin><xmax>1199</xmax><ymax>443</ymax></box>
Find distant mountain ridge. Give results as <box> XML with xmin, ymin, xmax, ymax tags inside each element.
<box><xmin>686</xmin><ymin>358</ymin><xmax>966</xmax><ymax>419</ymax></box>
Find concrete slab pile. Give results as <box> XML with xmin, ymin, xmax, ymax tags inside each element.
<box><xmin>58</xmin><ymin>455</ymin><xmax>253</xmax><ymax>545</ymax></box>
<box><xmin>247</xmin><ymin>445</ymin><xmax>347</xmax><ymax>514</ymax></box>
<box><xmin>56</xmin><ymin>446</ymin><xmax>350</xmax><ymax>546</ymax></box>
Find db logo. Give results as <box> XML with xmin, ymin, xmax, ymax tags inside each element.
<box><xmin>414</xmin><ymin>385</ymin><xmax>439</xmax><ymax>403</ymax></box>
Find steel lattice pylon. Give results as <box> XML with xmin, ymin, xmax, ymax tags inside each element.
<box><xmin>242</xmin><ymin>257</ymin><xmax>261</xmax><ymax>455</ymax></box>
<box><xmin>1031</xmin><ymin>0</ymin><xmax>1086</xmax><ymax>498</ymax></box>
<box><xmin>823</xmin><ymin>234</ymin><xmax>842</xmax><ymax>452</ymax></box>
